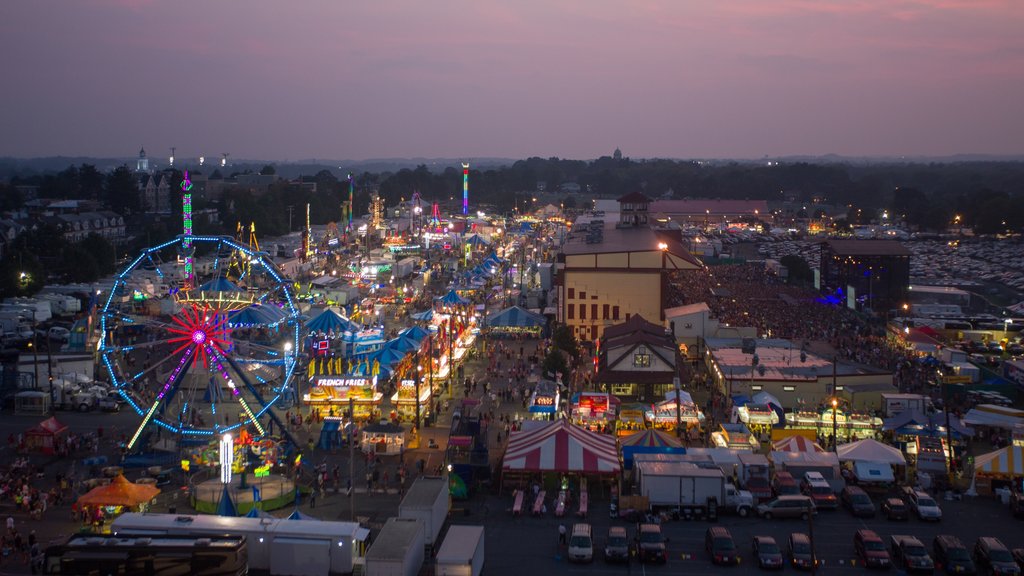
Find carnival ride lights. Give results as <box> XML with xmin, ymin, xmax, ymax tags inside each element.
<box><xmin>102</xmin><ymin>235</ymin><xmax>300</xmax><ymax>451</ymax></box>
<box><xmin>462</xmin><ymin>162</ymin><xmax>469</xmax><ymax>215</ymax></box>
<box><xmin>181</xmin><ymin>171</ymin><xmax>194</xmax><ymax>289</ymax></box>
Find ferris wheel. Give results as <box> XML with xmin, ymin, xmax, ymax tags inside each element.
<box><xmin>99</xmin><ymin>233</ymin><xmax>300</xmax><ymax>451</ymax></box>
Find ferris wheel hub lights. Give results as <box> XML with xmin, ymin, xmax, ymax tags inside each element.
<box><xmin>191</xmin><ymin>330</ymin><xmax>207</xmax><ymax>345</ymax></box>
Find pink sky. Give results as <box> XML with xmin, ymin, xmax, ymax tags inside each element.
<box><xmin>2</xmin><ymin>0</ymin><xmax>1022</xmax><ymax>160</ymax></box>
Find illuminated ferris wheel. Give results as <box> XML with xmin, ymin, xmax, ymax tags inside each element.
<box><xmin>100</xmin><ymin>174</ymin><xmax>300</xmax><ymax>450</ymax></box>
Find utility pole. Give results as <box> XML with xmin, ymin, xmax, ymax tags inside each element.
<box><xmin>287</xmin><ymin>205</ymin><xmax>294</xmax><ymax>233</ymax></box>
<box><xmin>349</xmin><ymin>396</ymin><xmax>355</xmax><ymax>522</ymax></box>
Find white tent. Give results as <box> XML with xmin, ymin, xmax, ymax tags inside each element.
<box><xmin>836</xmin><ymin>439</ymin><xmax>906</xmax><ymax>466</ymax></box>
<box><xmin>664</xmin><ymin>390</ymin><xmax>694</xmax><ymax>405</ymax></box>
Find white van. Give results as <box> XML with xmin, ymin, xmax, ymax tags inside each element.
<box><xmin>568</xmin><ymin>523</ymin><xmax>593</xmax><ymax>563</ymax></box>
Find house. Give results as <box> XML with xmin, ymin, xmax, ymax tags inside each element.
<box><xmin>594</xmin><ymin>314</ymin><xmax>682</xmax><ymax>402</ymax></box>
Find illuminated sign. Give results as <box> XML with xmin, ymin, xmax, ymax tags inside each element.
<box><xmin>254</xmin><ymin>464</ymin><xmax>271</xmax><ymax>478</ymax></box>
<box><xmin>534</xmin><ymin>396</ymin><xmax>554</xmax><ymax>406</ymax></box>
<box><xmin>315</xmin><ymin>377</ymin><xmax>369</xmax><ymax>388</ymax></box>
<box><xmin>400</xmin><ymin>379</ymin><xmax>415</xmax><ymax>387</ymax></box>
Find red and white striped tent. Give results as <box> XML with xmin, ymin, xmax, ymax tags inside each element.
<box><xmin>772</xmin><ymin>435</ymin><xmax>825</xmax><ymax>453</ymax></box>
<box><xmin>503</xmin><ymin>420</ymin><xmax>620</xmax><ymax>474</ymax></box>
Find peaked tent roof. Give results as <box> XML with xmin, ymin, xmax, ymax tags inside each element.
<box><xmin>399</xmin><ymin>325</ymin><xmax>429</xmax><ymax>342</ymax></box>
<box><xmin>620</xmin><ymin>429</ymin><xmax>683</xmax><ymax>448</ymax></box>
<box><xmin>229</xmin><ymin>304</ymin><xmax>287</xmax><ymax>327</ymax></box>
<box><xmin>835</xmin><ymin>438</ymin><xmax>907</xmax><ymax>466</ymax></box>
<box><xmin>28</xmin><ymin>416</ymin><xmax>68</xmax><ymax>436</ymax></box>
<box><xmin>198</xmin><ymin>278</ymin><xmax>240</xmax><ymax>292</ymax></box>
<box><xmin>306</xmin><ymin>308</ymin><xmax>358</xmax><ymax>334</ymax></box>
<box><xmin>502</xmin><ymin>420</ymin><xmax>620</xmax><ymax>474</ymax></box>
<box><xmin>76</xmin><ymin>474</ymin><xmax>160</xmax><ymax>508</ymax></box>
<box><xmin>974</xmin><ymin>444</ymin><xmax>1024</xmax><ymax>476</ymax></box>
<box><xmin>216</xmin><ymin>484</ymin><xmax>237</xmax><ymax>517</ymax></box>
<box><xmin>882</xmin><ymin>409</ymin><xmax>930</xmax><ymax>431</ymax></box>
<box><xmin>486</xmin><ymin>306</ymin><xmax>547</xmax><ymax>328</ymax></box>
<box><xmin>771</xmin><ymin>435</ymin><xmax>825</xmax><ymax>453</ymax></box>
<box><xmin>438</xmin><ymin>289</ymin><xmax>470</xmax><ymax>307</ymax></box>
<box><xmin>465</xmin><ymin>234</ymin><xmax>490</xmax><ymax>246</ymax></box>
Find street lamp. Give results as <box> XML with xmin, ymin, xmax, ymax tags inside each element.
<box><xmin>831</xmin><ymin>398</ymin><xmax>838</xmax><ymax>452</ymax></box>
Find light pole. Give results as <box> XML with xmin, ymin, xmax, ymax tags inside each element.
<box><xmin>831</xmin><ymin>398</ymin><xmax>838</xmax><ymax>453</ymax></box>
<box><xmin>415</xmin><ymin>358</ymin><xmax>422</xmax><ymax>431</ymax></box>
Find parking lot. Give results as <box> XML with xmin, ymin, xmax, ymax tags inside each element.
<box><xmin>473</xmin><ymin>489</ymin><xmax>1023</xmax><ymax>575</ymax></box>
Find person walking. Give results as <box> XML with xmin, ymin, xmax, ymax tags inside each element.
<box><xmin>558</xmin><ymin>524</ymin><xmax>567</xmax><ymax>545</ymax></box>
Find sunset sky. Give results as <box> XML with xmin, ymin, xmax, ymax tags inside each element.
<box><xmin>2</xmin><ymin>0</ymin><xmax>1023</xmax><ymax>161</ymax></box>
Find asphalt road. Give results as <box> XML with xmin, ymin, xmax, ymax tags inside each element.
<box><xmin>466</xmin><ymin>489</ymin><xmax>1024</xmax><ymax>575</ymax></box>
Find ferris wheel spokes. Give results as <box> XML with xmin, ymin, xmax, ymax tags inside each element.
<box><xmin>126</xmin><ymin>344</ymin><xmax>198</xmax><ymax>450</ymax></box>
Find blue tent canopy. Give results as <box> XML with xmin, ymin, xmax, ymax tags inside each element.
<box><xmin>485</xmin><ymin>306</ymin><xmax>547</xmax><ymax>328</ymax></box>
<box><xmin>199</xmin><ymin>278</ymin><xmax>240</xmax><ymax>292</ymax></box>
<box><xmin>399</xmin><ymin>326</ymin><xmax>429</xmax><ymax>342</ymax></box>
<box><xmin>287</xmin><ymin>509</ymin><xmax>317</xmax><ymax>521</ymax></box>
<box><xmin>306</xmin><ymin>309</ymin><xmax>357</xmax><ymax>334</ymax></box>
<box><xmin>465</xmin><ymin>234</ymin><xmax>490</xmax><ymax>247</ymax></box>
<box><xmin>385</xmin><ymin>336</ymin><xmax>420</xmax><ymax>354</ymax></box>
<box><xmin>410</xmin><ymin>310</ymin><xmax>433</xmax><ymax>322</ymax></box>
<box><xmin>438</xmin><ymin>289</ymin><xmax>469</xmax><ymax>307</ymax></box>
<box><xmin>228</xmin><ymin>304</ymin><xmax>287</xmax><ymax>327</ymax></box>
<box><xmin>216</xmin><ymin>484</ymin><xmax>237</xmax><ymax>517</ymax></box>
<box><xmin>245</xmin><ymin>506</ymin><xmax>273</xmax><ymax>518</ymax></box>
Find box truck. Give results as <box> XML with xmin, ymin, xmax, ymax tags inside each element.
<box><xmin>365</xmin><ymin>517</ymin><xmax>425</xmax><ymax>576</ymax></box>
<box><xmin>398</xmin><ymin>476</ymin><xmax>449</xmax><ymax>550</ymax></box>
<box><xmin>435</xmin><ymin>525</ymin><xmax>484</xmax><ymax>576</ymax></box>
<box><xmin>635</xmin><ymin>461</ymin><xmax>753</xmax><ymax>518</ymax></box>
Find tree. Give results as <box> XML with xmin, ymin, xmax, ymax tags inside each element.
<box><xmin>551</xmin><ymin>324</ymin><xmax>579</xmax><ymax>361</ymax></box>
<box><xmin>104</xmin><ymin>166</ymin><xmax>142</xmax><ymax>215</ymax></box>
<box><xmin>780</xmin><ymin>255</ymin><xmax>813</xmax><ymax>285</ymax></box>
<box><xmin>78</xmin><ymin>233</ymin><xmax>117</xmax><ymax>276</ymax></box>
<box><xmin>541</xmin><ymin>348</ymin><xmax>569</xmax><ymax>381</ymax></box>
<box><xmin>259</xmin><ymin>164</ymin><xmax>277</xmax><ymax>176</ymax></box>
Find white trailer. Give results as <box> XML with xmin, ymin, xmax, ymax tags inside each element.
<box><xmin>365</xmin><ymin>517</ymin><xmax>425</xmax><ymax>576</ymax></box>
<box><xmin>398</xmin><ymin>476</ymin><xmax>449</xmax><ymax>549</ymax></box>
<box><xmin>881</xmin><ymin>393</ymin><xmax>930</xmax><ymax>417</ymax></box>
<box><xmin>435</xmin><ymin>525</ymin><xmax>484</xmax><ymax>576</ymax></box>
<box><xmin>635</xmin><ymin>461</ymin><xmax>753</xmax><ymax>517</ymax></box>
<box><xmin>393</xmin><ymin>257</ymin><xmax>418</xmax><ymax>280</ymax></box>
<box><xmin>111</xmin><ymin>512</ymin><xmax>368</xmax><ymax>576</ymax></box>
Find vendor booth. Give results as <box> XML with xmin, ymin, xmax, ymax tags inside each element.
<box><xmin>771</xmin><ymin>435</ymin><xmax>825</xmax><ymax>453</ymax></box>
<box><xmin>644</xmin><ymin>392</ymin><xmax>704</xmax><ymax>433</ymax></box>
<box><xmin>14</xmin><ymin>391</ymin><xmax>49</xmax><ymax>415</ymax></box>
<box><xmin>711</xmin><ymin>423</ymin><xmax>759</xmax><ymax>451</ymax></box>
<box><xmin>571</xmin><ymin>392</ymin><xmax>618</xmax><ymax>431</ymax></box>
<box><xmin>835</xmin><ymin>438</ymin><xmax>906</xmax><ymax>486</ymax></box>
<box><xmin>528</xmin><ymin>381</ymin><xmax>560</xmax><ymax>420</ymax></box>
<box><xmin>74</xmin><ymin>474</ymin><xmax>160</xmax><ymax>529</ymax></box>
<box><xmin>971</xmin><ymin>430</ymin><xmax>1024</xmax><ymax>496</ymax></box>
<box><xmin>391</xmin><ymin>378</ymin><xmax>432</xmax><ymax>423</ymax></box>
<box><xmin>619</xmin><ymin>429</ymin><xmax>685</xmax><ymax>470</ymax></box>
<box><xmin>304</xmin><ymin>375</ymin><xmax>383</xmax><ymax>420</ymax></box>
<box><xmin>25</xmin><ymin>416</ymin><xmax>69</xmax><ymax>455</ymax></box>
<box><xmin>361</xmin><ymin>422</ymin><xmax>405</xmax><ymax>455</ymax></box>
<box><xmin>616</xmin><ymin>404</ymin><xmax>647</xmax><ymax>436</ymax></box>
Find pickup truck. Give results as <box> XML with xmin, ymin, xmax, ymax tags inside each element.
<box><xmin>890</xmin><ymin>535</ymin><xmax>935</xmax><ymax>573</ymax></box>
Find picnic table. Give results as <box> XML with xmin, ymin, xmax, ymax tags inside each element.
<box><xmin>555</xmin><ymin>490</ymin><xmax>567</xmax><ymax>517</ymax></box>
<box><xmin>512</xmin><ymin>489</ymin><xmax>524</xmax><ymax>516</ymax></box>
<box><xmin>577</xmin><ymin>491</ymin><xmax>588</xmax><ymax>518</ymax></box>
<box><xmin>532</xmin><ymin>490</ymin><xmax>546</xmax><ymax>516</ymax></box>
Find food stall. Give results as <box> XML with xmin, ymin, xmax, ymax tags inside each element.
<box><xmin>736</xmin><ymin>403</ymin><xmax>779</xmax><ymax>437</ymax></box>
<box><xmin>616</xmin><ymin>404</ymin><xmax>647</xmax><ymax>436</ymax></box>
<box><xmin>643</xmin><ymin>397</ymin><xmax>705</xmax><ymax>433</ymax></box>
<box><xmin>528</xmin><ymin>381</ymin><xmax>560</xmax><ymax>420</ymax></box>
<box><xmin>711</xmin><ymin>423</ymin><xmax>759</xmax><ymax>451</ymax></box>
<box><xmin>391</xmin><ymin>378</ymin><xmax>432</xmax><ymax>423</ymax></box>
<box><xmin>361</xmin><ymin>422</ymin><xmax>406</xmax><ymax>455</ymax></box>
<box><xmin>304</xmin><ymin>375</ymin><xmax>383</xmax><ymax>421</ymax></box>
<box><xmin>571</xmin><ymin>392</ymin><xmax>617</xmax><ymax>431</ymax></box>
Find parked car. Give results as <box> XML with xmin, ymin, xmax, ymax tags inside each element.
<box><xmin>883</xmin><ymin>497</ymin><xmax>910</xmax><ymax>521</ymax></box>
<box><xmin>854</xmin><ymin>529</ymin><xmax>891</xmax><ymax>570</ymax></box>
<box><xmin>772</xmin><ymin>471</ymin><xmax>800</xmax><ymax>496</ymax></box>
<box><xmin>842</xmin><ymin>486</ymin><xmax>876</xmax><ymax>517</ymax></box>
<box><xmin>636</xmin><ymin>523</ymin><xmax>667</xmax><ymax>564</ymax></box>
<box><xmin>48</xmin><ymin>326</ymin><xmax>71</xmax><ymax>342</ymax></box>
<box><xmin>1013</xmin><ymin>548</ymin><xmax>1024</xmax><ymax>571</ymax></box>
<box><xmin>706</xmin><ymin>526</ymin><xmax>738</xmax><ymax>566</ymax></box>
<box><xmin>973</xmin><ymin>537</ymin><xmax>1020</xmax><ymax>576</ymax></box>
<box><xmin>567</xmin><ymin>523</ymin><xmax>593</xmax><ymax>563</ymax></box>
<box><xmin>932</xmin><ymin>535</ymin><xmax>975</xmax><ymax>575</ymax></box>
<box><xmin>752</xmin><ymin>535</ymin><xmax>784</xmax><ymax>570</ymax></box>
<box><xmin>788</xmin><ymin>532</ymin><xmax>817</xmax><ymax>571</ymax></box>
<box><xmin>903</xmin><ymin>487</ymin><xmax>943</xmax><ymax>521</ymax></box>
<box><xmin>757</xmin><ymin>495</ymin><xmax>816</xmax><ymax>520</ymax></box>
<box><xmin>801</xmin><ymin>471</ymin><xmax>838</xmax><ymax>509</ymax></box>
<box><xmin>891</xmin><ymin>535</ymin><xmax>935</xmax><ymax>573</ymax></box>
<box><xmin>603</xmin><ymin>526</ymin><xmax>629</xmax><ymax>563</ymax></box>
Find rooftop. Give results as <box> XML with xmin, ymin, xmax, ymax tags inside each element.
<box><xmin>650</xmin><ymin>199</ymin><xmax>769</xmax><ymax>215</ymax></box>
<box><xmin>705</xmin><ymin>338</ymin><xmax>890</xmax><ymax>381</ymax></box>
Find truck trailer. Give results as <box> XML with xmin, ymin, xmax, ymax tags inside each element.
<box><xmin>398</xmin><ymin>476</ymin><xmax>449</xmax><ymax>550</ymax></box>
<box><xmin>635</xmin><ymin>461</ymin><xmax>753</xmax><ymax>518</ymax></box>
<box><xmin>365</xmin><ymin>517</ymin><xmax>425</xmax><ymax>576</ymax></box>
<box><xmin>434</xmin><ymin>525</ymin><xmax>485</xmax><ymax>576</ymax></box>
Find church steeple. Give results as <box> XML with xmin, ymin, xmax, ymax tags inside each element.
<box><xmin>136</xmin><ymin>146</ymin><xmax>149</xmax><ymax>173</ymax></box>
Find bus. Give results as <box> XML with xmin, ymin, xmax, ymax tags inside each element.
<box><xmin>43</xmin><ymin>533</ymin><xmax>247</xmax><ymax>576</ymax></box>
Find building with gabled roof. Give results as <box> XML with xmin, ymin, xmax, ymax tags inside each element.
<box><xmin>594</xmin><ymin>314</ymin><xmax>682</xmax><ymax>402</ymax></box>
